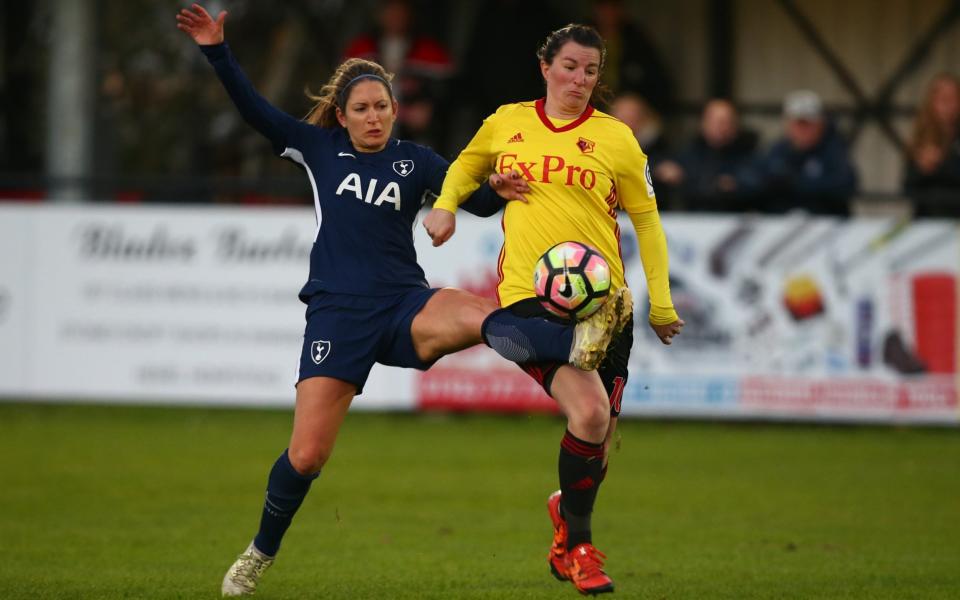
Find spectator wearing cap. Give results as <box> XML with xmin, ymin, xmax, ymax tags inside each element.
<box><xmin>757</xmin><ymin>90</ymin><xmax>858</xmax><ymax>216</ymax></box>
<box><xmin>653</xmin><ymin>98</ymin><xmax>761</xmax><ymax>212</ymax></box>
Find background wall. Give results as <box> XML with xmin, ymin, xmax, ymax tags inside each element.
<box><xmin>630</xmin><ymin>0</ymin><xmax>960</xmax><ymax>196</ymax></box>
<box><xmin>4</xmin><ymin>0</ymin><xmax>960</xmax><ymax>199</ymax></box>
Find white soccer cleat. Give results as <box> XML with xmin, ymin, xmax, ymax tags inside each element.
<box><xmin>569</xmin><ymin>287</ymin><xmax>633</xmax><ymax>371</ymax></box>
<box><xmin>221</xmin><ymin>542</ymin><xmax>274</xmax><ymax>597</ymax></box>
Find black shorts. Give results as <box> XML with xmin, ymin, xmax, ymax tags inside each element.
<box><xmin>506</xmin><ymin>297</ymin><xmax>634</xmax><ymax>417</ymax></box>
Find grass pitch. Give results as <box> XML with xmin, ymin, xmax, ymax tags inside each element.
<box><xmin>1</xmin><ymin>403</ymin><xmax>958</xmax><ymax>599</ymax></box>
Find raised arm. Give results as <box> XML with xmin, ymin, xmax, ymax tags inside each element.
<box><xmin>176</xmin><ymin>4</ymin><xmax>308</xmax><ymax>154</ymax></box>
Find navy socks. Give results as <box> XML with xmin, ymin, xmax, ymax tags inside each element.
<box><xmin>481</xmin><ymin>308</ymin><xmax>574</xmax><ymax>363</ymax></box>
<box><xmin>252</xmin><ymin>449</ymin><xmax>318</xmax><ymax>557</ymax></box>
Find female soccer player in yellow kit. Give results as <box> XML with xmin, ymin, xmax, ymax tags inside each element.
<box><xmin>424</xmin><ymin>24</ymin><xmax>684</xmax><ymax>595</ymax></box>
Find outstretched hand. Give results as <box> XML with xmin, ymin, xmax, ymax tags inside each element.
<box><xmin>489</xmin><ymin>170</ymin><xmax>530</xmax><ymax>203</ymax></box>
<box><xmin>651</xmin><ymin>318</ymin><xmax>685</xmax><ymax>345</ymax></box>
<box><xmin>176</xmin><ymin>3</ymin><xmax>227</xmax><ymax>45</ymax></box>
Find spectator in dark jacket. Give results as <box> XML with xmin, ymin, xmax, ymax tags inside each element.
<box><xmin>758</xmin><ymin>90</ymin><xmax>857</xmax><ymax>216</ymax></box>
<box><xmin>904</xmin><ymin>73</ymin><xmax>960</xmax><ymax>217</ymax></box>
<box><xmin>654</xmin><ymin>99</ymin><xmax>760</xmax><ymax>212</ymax></box>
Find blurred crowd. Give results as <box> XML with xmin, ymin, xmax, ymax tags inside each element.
<box><xmin>624</xmin><ymin>75</ymin><xmax>960</xmax><ymax>218</ymax></box>
<box><xmin>2</xmin><ymin>0</ymin><xmax>959</xmax><ymax>216</ymax></box>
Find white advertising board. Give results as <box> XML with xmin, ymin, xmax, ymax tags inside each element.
<box><xmin>413</xmin><ymin>211</ymin><xmax>960</xmax><ymax>424</ymax></box>
<box><xmin>0</xmin><ymin>204</ymin><xmax>409</xmax><ymax>409</ymax></box>
<box><xmin>1</xmin><ymin>203</ymin><xmax>957</xmax><ymax>424</ymax></box>
<box><xmin>0</xmin><ymin>205</ymin><xmax>33</xmax><ymax>395</ymax></box>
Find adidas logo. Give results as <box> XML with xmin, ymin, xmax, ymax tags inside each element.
<box><xmin>507</xmin><ymin>132</ymin><xmax>524</xmax><ymax>143</ymax></box>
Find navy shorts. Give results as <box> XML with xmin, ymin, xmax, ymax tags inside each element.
<box><xmin>507</xmin><ymin>297</ymin><xmax>634</xmax><ymax>417</ymax></box>
<box><xmin>297</xmin><ymin>287</ymin><xmax>439</xmax><ymax>394</ymax></box>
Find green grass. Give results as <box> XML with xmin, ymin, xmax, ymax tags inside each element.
<box><xmin>1</xmin><ymin>403</ymin><xmax>958</xmax><ymax>599</ymax></box>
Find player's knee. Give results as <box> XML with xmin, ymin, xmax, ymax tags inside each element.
<box><xmin>585</xmin><ymin>401</ymin><xmax>611</xmax><ymax>433</ymax></box>
<box><xmin>460</xmin><ymin>294</ymin><xmax>499</xmax><ymax>333</ymax></box>
<box><xmin>288</xmin><ymin>444</ymin><xmax>330</xmax><ymax>474</ymax></box>
<box><xmin>570</xmin><ymin>397</ymin><xmax>610</xmax><ymax>438</ymax></box>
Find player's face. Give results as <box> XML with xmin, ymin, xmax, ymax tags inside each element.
<box><xmin>541</xmin><ymin>41</ymin><xmax>601</xmax><ymax>115</ymax></box>
<box><xmin>337</xmin><ymin>80</ymin><xmax>398</xmax><ymax>152</ymax></box>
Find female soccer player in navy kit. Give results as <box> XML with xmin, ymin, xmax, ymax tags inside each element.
<box><xmin>426</xmin><ymin>24</ymin><xmax>685</xmax><ymax>595</ymax></box>
<box><xmin>178</xmin><ymin>5</ymin><xmax>628</xmax><ymax>596</ymax></box>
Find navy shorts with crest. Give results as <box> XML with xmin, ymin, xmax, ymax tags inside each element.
<box><xmin>297</xmin><ymin>287</ymin><xmax>439</xmax><ymax>394</ymax></box>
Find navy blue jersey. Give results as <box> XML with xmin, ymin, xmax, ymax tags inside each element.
<box><xmin>201</xmin><ymin>43</ymin><xmax>503</xmax><ymax>300</ymax></box>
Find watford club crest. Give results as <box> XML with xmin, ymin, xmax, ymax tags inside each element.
<box><xmin>576</xmin><ymin>137</ymin><xmax>595</xmax><ymax>153</ymax></box>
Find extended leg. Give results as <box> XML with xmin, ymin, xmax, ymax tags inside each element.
<box><xmin>411</xmin><ymin>287</ymin><xmax>631</xmax><ymax>371</ymax></box>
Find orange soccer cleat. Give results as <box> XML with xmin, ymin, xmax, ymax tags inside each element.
<box><xmin>546</xmin><ymin>490</ymin><xmax>570</xmax><ymax>581</ymax></box>
<box><xmin>565</xmin><ymin>543</ymin><xmax>615</xmax><ymax>595</ymax></box>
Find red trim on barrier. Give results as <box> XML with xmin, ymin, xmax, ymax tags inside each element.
<box><xmin>740</xmin><ymin>376</ymin><xmax>957</xmax><ymax>413</ymax></box>
<box><xmin>912</xmin><ymin>273</ymin><xmax>956</xmax><ymax>373</ymax></box>
<box><xmin>416</xmin><ymin>366</ymin><xmax>557</xmax><ymax>413</ymax></box>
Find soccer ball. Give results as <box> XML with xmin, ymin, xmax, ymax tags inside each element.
<box><xmin>533</xmin><ymin>241</ymin><xmax>611</xmax><ymax>320</ymax></box>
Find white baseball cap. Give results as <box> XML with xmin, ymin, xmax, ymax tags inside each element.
<box><xmin>783</xmin><ymin>89</ymin><xmax>824</xmax><ymax>120</ymax></box>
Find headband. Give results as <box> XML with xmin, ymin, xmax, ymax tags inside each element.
<box><xmin>337</xmin><ymin>74</ymin><xmax>393</xmax><ymax>109</ymax></box>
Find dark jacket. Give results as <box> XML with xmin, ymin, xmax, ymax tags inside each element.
<box><xmin>904</xmin><ymin>135</ymin><xmax>960</xmax><ymax>217</ymax></box>
<box><xmin>758</xmin><ymin>122</ymin><xmax>858</xmax><ymax>216</ymax></box>
<box><xmin>673</xmin><ymin>130</ymin><xmax>760</xmax><ymax>212</ymax></box>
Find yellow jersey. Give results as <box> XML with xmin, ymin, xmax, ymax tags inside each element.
<box><xmin>435</xmin><ymin>99</ymin><xmax>673</xmax><ymax>320</ymax></box>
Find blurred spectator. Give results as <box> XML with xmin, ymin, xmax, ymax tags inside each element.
<box><xmin>610</xmin><ymin>93</ymin><xmax>669</xmax><ymax>162</ymax></box>
<box><xmin>653</xmin><ymin>99</ymin><xmax>760</xmax><ymax>212</ymax></box>
<box><xmin>610</xmin><ymin>92</ymin><xmax>675</xmax><ymax>208</ymax></box>
<box><xmin>453</xmin><ymin>0</ymin><xmax>564</xmax><ymax>132</ymax></box>
<box><xmin>590</xmin><ymin>0</ymin><xmax>674</xmax><ymax>115</ymax></box>
<box><xmin>757</xmin><ymin>90</ymin><xmax>857</xmax><ymax>216</ymax></box>
<box><xmin>343</xmin><ymin>0</ymin><xmax>454</xmax><ymax>152</ymax></box>
<box><xmin>904</xmin><ymin>73</ymin><xmax>960</xmax><ymax>217</ymax></box>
